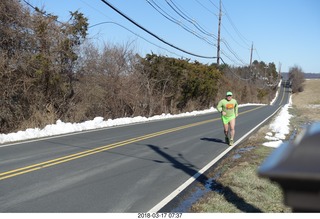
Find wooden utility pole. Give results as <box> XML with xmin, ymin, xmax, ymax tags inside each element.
<box><xmin>278</xmin><ymin>62</ymin><xmax>282</xmax><ymax>79</ymax></box>
<box><xmin>217</xmin><ymin>0</ymin><xmax>222</xmax><ymax>65</ymax></box>
<box><xmin>250</xmin><ymin>42</ymin><xmax>253</xmax><ymax>67</ymax></box>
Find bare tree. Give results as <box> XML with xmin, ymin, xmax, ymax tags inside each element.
<box><xmin>0</xmin><ymin>0</ymin><xmax>88</xmax><ymax>132</ymax></box>
<box><xmin>289</xmin><ymin>65</ymin><xmax>305</xmax><ymax>93</ymax></box>
<box><xmin>72</xmin><ymin>41</ymin><xmax>142</xmax><ymax>121</ymax></box>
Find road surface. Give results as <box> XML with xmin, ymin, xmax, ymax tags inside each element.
<box><xmin>0</xmin><ymin>83</ymin><xmax>290</xmax><ymax>212</ymax></box>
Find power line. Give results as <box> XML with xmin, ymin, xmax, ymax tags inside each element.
<box><xmin>219</xmin><ymin>57</ymin><xmax>256</xmax><ymax>81</ymax></box>
<box><xmin>221</xmin><ymin>50</ymin><xmax>242</xmax><ymax>66</ymax></box>
<box><xmin>207</xmin><ymin>0</ymin><xmax>220</xmax><ymax>11</ymax></box>
<box><xmin>89</xmin><ymin>21</ymin><xmax>184</xmax><ymax>58</ymax></box>
<box><xmin>100</xmin><ymin>0</ymin><xmax>216</xmax><ymax>59</ymax></box>
<box><xmin>221</xmin><ymin>24</ymin><xmax>250</xmax><ymax>50</ymax></box>
<box><xmin>254</xmin><ymin>46</ymin><xmax>262</xmax><ymax>60</ymax></box>
<box><xmin>22</xmin><ymin>0</ymin><xmax>64</xmax><ymax>25</ymax></box>
<box><xmin>26</xmin><ymin>0</ymin><xmax>254</xmax><ymax>67</ymax></box>
<box><xmin>24</xmin><ymin>0</ymin><xmax>215</xmax><ymax>61</ymax></box>
<box><xmin>221</xmin><ymin>2</ymin><xmax>251</xmax><ymax>48</ymax></box>
<box><xmin>214</xmin><ymin>0</ymin><xmax>252</xmax><ymax>67</ymax></box>
<box><xmin>194</xmin><ymin>0</ymin><xmax>218</xmax><ymax>18</ymax></box>
<box><xmin>147</xmin><ymin>0</ymin><xmax>215</xmax><ymax>46</ymax></box>
<box><xmin>90</xmin><ymin>1</ymin><xmax>258</xmax><ymax>80</ymax></box>
<box><xmin>221</xmin><ymin>39</ymin><xmax>248</xmax><ymax>65</ymax></box>
<box><xmin>93</xmin><ymin>1</ymin><xmax>254</xmax><ymax>81</ymax></box>
<box><xmin>165</xmin><ymin>0</ymin><xmax>217</xmax><ymax>40</ymax></box>
<box><xmin>80</xmin><ymin>0</ymin><xmax>197</xmax><ymax>59</ymax></box>
<box><xmin>193</xmin><ymin>0</ymin><xmax>249</xmax><ymax>66</ymax></box>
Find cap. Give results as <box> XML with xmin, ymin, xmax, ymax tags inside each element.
<box><xmin>226</xmin><ymin>91</ymin><xmax>233</xmax><ymax>96</ymax></box>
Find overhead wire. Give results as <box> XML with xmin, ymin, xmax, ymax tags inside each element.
<box><xmin>221</xmin><ymin>39</ymin><xmax>248</xmax><ymax>65</ymax></box>
<box><xmin>221</xmin><ymin>2</ymin><xmax>251</xmax><ymax>48</ymax></box>
<box><xmin>25</xmin><ymin>0</ymin><xmax>214</xmax><ymax>61</ymax></box>
<box><xmin>147</xmin><ymin>0</ymin><xmax>247</xmax><ymax>66</ymax></box>
<box><xmin>146</xmin><ymin>0</ymin><xmax>215</xmax><ymax>46</ymax></box>
<box><xmin>194</xmin><ymin>0</ymin><xmax>252</xmax><ymax>66</ymax></box>
<box><xmin>100</xmin><ymin>0</ymin><xmax>216</xmax><ymax>59</ymax></box>
<box><xmin>220</xmin><ymin>50</ymin><xmax>242</xmax><ymax>66</ymax></box>
<box><xmin>210</xmin><ymin>0</ymin><xmax>260</xmax><ymax>80</ymax></box>
<box><xmin>96</xmin><ymin>0</ymin><xmax>258</xmax><ymax>82</ymax></box>
<box><xmin>89</xmin><ymin>21</ymin><xmax>185</xmax><ymax>58</ymax></box>
<box><xmin>81</xmin><ymin>0</ymin><xmax>198</xmax><ymax>60</ymax></box>
<box><xmin>220</xmin><ymin>57</ymin><xmax>256</xmax><ymax>81</ymax></box>
<box><xmin>254</xmin><ymin>46</ymin><xmax>262</xmax><ymax>60</ymax></box>
<box><xmin>217</xmin><ymin>1</ymin><xmax>252</xmax><ymax>66</ymax></box>
<box><xmin>26</xmin><ymin>0</ymin><xmax>261</xmax><ymax>81</ymax></box>
<box><xmin>165</xmin><ymin>0</ymin><xmax>218</xmax><ymax>40</ymax></box>
<box><xmin>82</xmin><ymin>0</ymin><xmax>219</xmax><ymax>61</ymax></box>
<box><xmin>207</xmin><ymin>0</ymin><xmax>220</xmax><ymax>11</ymax></box>
<box><xmin>22</xmin><ymin>0</ymin><xmax>64</xmax><ymax>25</ymax></box>
<box><xmin>221</xmin><ymin>24</ymin><xmax>250</xmax><ymax>50</ymax></box>
<box><xmin>194</xmin><ymin>0</ymin><xmax>218</xmax><ymax>18</ymax></box>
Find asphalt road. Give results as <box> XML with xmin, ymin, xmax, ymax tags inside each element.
<box><xmin>0</xmin><ymin>83</ymin><xmax>290</xmax><ymax>212</ymax></box>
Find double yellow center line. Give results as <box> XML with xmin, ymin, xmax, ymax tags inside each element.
<box><xmin>0</xmin><ymin>119</ymin><xmax>215</xmax><ymax>181</ymax></box>
<box><xmin>0</xmin><ymin>106</ymin><xmax>263</xmax><ymax>181</ymax></box>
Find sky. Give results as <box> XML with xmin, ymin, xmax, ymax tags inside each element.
<box><xmin>0</xmin><ymin>82</ymin><xmax>290</xmax><ymax>149</ymax></box>
<box><xmin>24</xmin><ymin>0</ymin><xmax>320</xmax><ymax>73</ymax></box>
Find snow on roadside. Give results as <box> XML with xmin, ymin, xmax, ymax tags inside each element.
<box><xmin>0</xmin><ymin>80</ymin><xmax>286</xmax><ymax>146</ymax></box>
<box><xmin>0</xmin><ymin>104</ymin><xmax>263</xmax><ymax>144</ymax></box>
<box><xmin>262</xmin><ymin>95</ymin><xmax>293</xmax><ymax>148</ymax></box>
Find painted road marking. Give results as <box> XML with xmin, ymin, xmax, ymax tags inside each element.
<box><xmin>0</xmin><ymin>106</ymin><xmax>264</xmax><ymax>181</ymax></box>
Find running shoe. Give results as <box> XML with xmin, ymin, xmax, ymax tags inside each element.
<box><xmin>225</xmin><ymin>136</ymin><xmax>229</xmax><ymax>144</ymax></box>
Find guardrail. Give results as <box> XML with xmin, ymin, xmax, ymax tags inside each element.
<box><xmin>258</xmin><ymin>122</ymin><xmax>320</xmax><ymax>212</ymax></box>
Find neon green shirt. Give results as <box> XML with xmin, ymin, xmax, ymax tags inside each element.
<box><xmin>217</xmin><ymin>98</ymin><xmax>238</xmax><ymax>117</ymax></box>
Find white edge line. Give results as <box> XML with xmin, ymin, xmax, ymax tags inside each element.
<box><xmin>148</xmin><ymin>105</ymin><xmax>283</xmax><ymax>213</ymax></box>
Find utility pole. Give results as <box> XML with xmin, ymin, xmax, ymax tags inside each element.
<box><xmin>249</xmin><ymin>42</ymin><xmax>253</xmax><ymax>67</ymax></box>
<box><xmin>278</xmin><ymin>62</ymin><xmax>282</xmax><ymax>80</ymax></box>
<box><xmin>217</xmin><ymin>0</ymin><xmax>222</xmax><ymax>65</ymax></box>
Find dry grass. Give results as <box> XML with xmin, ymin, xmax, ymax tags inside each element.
<box><xmin>291</xmin><ymin>79</ymin><xmax>320</xmax><ymax>121</ymax></box>
<box><xmin>290</xmin><ymin>79</ymin><xmax>320</xmax><ymax>136</ymax></box>
<box><xmin>189</xmin><ymin>130</ymin><xmax>290</xmax><ymax>213</ymax></box>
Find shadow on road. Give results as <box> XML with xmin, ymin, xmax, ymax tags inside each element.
<box><xmin>146</xmin><ymin>144</ymin><xmax>262</xmax><ymax>212</ymax></box>
<box><xmin>200</xmin><ymin>137</ymin><xmax>226</xmax><ymax>144</ymax></box>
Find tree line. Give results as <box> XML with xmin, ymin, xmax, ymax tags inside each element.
<box><xmin>1</xmin><ymin>0</ymin><xmax>283</xmax><ymax>134</ymax></box>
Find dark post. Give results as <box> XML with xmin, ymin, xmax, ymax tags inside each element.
<box><xmin>217</xmin><ymin>0</ymin><xmax>221</xmax><ymax>65</ymax></box>
<box><xmin>258</xmin><ymin>122</ymin><xmax>320</xmax><ymax>212</ymax></box>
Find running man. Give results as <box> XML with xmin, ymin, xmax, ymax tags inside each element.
<box><xmin>217</xmin><ymin>91</ymin><xmax>238</xmax><ymax>146</ymax></box>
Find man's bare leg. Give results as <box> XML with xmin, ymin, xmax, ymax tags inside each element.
<box><xmin>229</xmin><ymin>118</ymin><xmax>236</xmax><ymax>141</ymax></box>
<box><xmin>223</xmin><ymin>123</ymin><xmax>229</xmax><ymax>136</ymax></box>
<box><xmin>223</xmin><ymin>123</ymin><xmax>229</xmax><ymax>143</ymax></box>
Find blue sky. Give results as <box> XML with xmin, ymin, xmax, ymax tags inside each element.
<box><xmin>26</xmin><ymin>0</ymin><xmax>320</xmax><ymax>73</ymax></box>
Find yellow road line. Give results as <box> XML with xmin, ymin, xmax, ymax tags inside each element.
<box><xmin>0</xmin><ymin>105</ymin><xmax>263</xmax><ymax>181</ymax></box>
<box><xmin>278</xmin><ymin>85</ymin><xmax>287</xmax><ymax>105</ymax></box>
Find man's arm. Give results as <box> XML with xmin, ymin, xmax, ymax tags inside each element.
<box><xmin>234</xmin><ymin>100</ymin><xmax>239</xmax><ymax>116</ymax></box>
<box><xmin>217</xmin><ymin>100</ymin><xmax>223</xmax><ymax>113</ymax></box>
